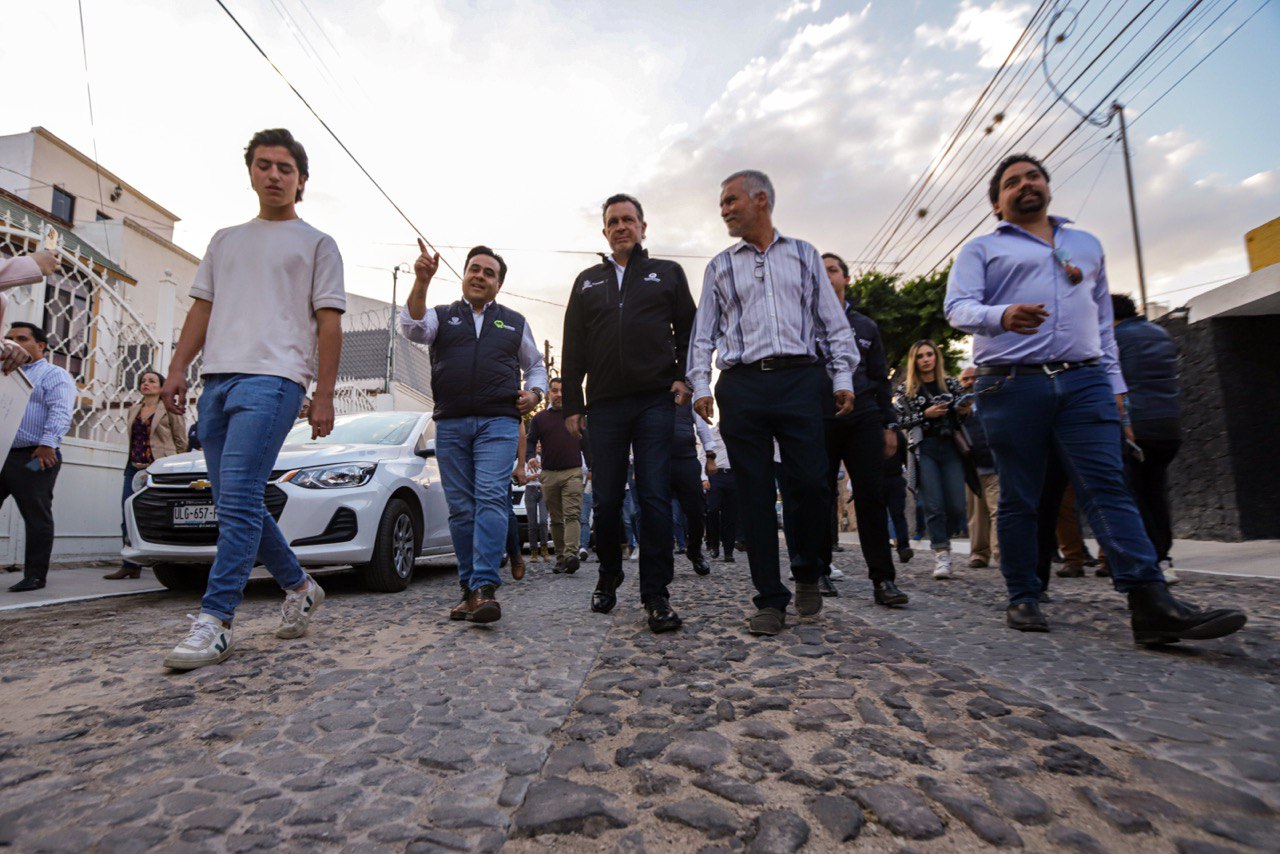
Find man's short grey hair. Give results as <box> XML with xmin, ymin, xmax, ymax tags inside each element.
<box><xmin>722</xmin><ymin>170</ymin><xmax>775</xmax><ymax>212</ymax></box>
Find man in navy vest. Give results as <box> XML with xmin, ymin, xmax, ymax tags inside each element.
<box><xmin>401</xmin><ymin>241</ymin><xmax>547</xmax><ymax>624</ymax></box>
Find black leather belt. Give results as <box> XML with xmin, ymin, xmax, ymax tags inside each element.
<box><xmin>974</xmin><ymin>358</ymin><xmax>1100</xmax><ymax>377</ymax></box>
<box><xmin>736</xmin><ymin>356</ymin><xmax>816</xmax><ymax>372</ymax></box>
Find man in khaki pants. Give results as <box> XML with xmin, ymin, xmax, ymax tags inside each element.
<box><xmin>527</xmin><ymin>378</ymin><xmax>588</xmax><ymax>573</ymax></box>
<box><xmin>961</xmin><ymin>367</ymin><xmax>1000</xmax><ymax>568</ymax></box>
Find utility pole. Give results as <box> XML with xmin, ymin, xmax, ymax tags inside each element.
<box><xmin>1113</xmin><ymin>102</ymin><xmax>1150</xmax><ymax>318</ymax></box>
<box><xmin>544</xmin><ymin>339</ymin><xmax>555</xmax><ymax>378</ymax></box>
<box><xmin>386</xmin><ymin>263</ymin><xmax>411</xmax><ymax>393</ymax></box>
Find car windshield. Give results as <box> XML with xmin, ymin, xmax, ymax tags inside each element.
<box><xmin>284</xmin><ymin>413</ymin><xmax>420</xmax><ymax>447</ymax></box>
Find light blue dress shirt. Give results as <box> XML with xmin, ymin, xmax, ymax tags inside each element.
<box><xmin>14</xmin><ymin>358</ymin><xmax>76</xmax><ymax>449</ymax></box>
<box><xmin>688</xmin><ymin>231</ymin><xmax>859</xmax><ymax>401</ymax></box>
<box><xmin>945</xmin><ymin>216</ymin><xmax>1126</xmax><ymax>394</ymax></box>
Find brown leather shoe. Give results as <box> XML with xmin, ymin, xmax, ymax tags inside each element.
<box><xmin>468</xmin><ymin>585</ymin><xmax>502</xmax><ymax>623</ymax></box>
<box><xmin>103</xmin><ymin>565</ymin><xmax>142</xmax><ymax>580</ymax></box>
<box><xmin>449</xmin><ymin>587</ymin><xmax>475</xmax><ymax>621</ymax></box>
<box><xmin>1057</xmin><ymin>563</ymin><xmax>1085</xmax><ymax>578</ymax></box>
<box><xmin>510</xmin><ymin>555</ymin><xmax>526</xmax><ymax>581</ymax></box>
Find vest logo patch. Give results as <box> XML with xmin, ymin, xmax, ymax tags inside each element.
<box><xmin>644</xmin><ymin>272</ymin><xmax>661</xmax><ymax>283</ymax></box>
<box><xmin>493</xmin><ymin>319</ymin><xmax>515</xmax><ymax>331</ymax></box>
<box><xmin>448</xmin><ymin>316</ymin><xmax>462</xmax><ymax>325</ymax></box>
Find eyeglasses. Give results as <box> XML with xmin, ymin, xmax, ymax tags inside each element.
<box><xmin>753</xmin><ymin>255</ymin><xmax>766</xmax><ymax>280</ymax></box>
<box><xmin>1052</xmin><ymin>247</ymin><xmax>1084</xmax><ymax>285</ymax></box>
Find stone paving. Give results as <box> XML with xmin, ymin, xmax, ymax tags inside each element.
<box><xmin>0</xmin><ymin>546</ymin><xmax>1276</xmax><ymax>852</ymax></box>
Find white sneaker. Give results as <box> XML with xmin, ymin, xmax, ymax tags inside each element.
<box><xmin>932</xmin><ymin>550</ymin><xmax>953</xmax><ymax>580</ymax></box>
<box><xmin>629</xmin><ymin>549</ymin><xmax>639</xmax><ymax>561</ymax></box>
<box><xmin>276</xmin><ymin>576</ymin><xmax>325</xmax><ymax>639</ymax></box>
<box><xmin>165</xmin><ymin>614</ymin><xmax>233</xmax><ymax>670</ymax></box>
<box><xmin>829</xmin><ymin>568</ymin><xmax>845</xmax><ymax>580</ymax></box>
<box><xmin>1160</xmin><ymin>559</ymin><xmax>1180</xmax><ymax>586</ymax></box>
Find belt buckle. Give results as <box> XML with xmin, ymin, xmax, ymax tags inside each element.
<box><xmin>1042</xmin><ymin>361</ymin><xmax>1066</xmax><ymax>377</ymax></box>
<box><xmin>760</xmin><ymin>358</ymin><xmax>776</xmax><ymax>372</ymax></box>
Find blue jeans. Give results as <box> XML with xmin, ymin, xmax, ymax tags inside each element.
<box><xmin>977</xmin><ymin>364</ymin><xmax>1164</xmax><ymax>605</ymax></box>
<box><xmin>589</xmin><ymin>391</ymin><xmax>674</xmax><ymax>601</ymax></box>
<box><xmin>917</xmin><ymin>435</ymin><xmax>967</xmax><ymax>549</ymax></box>
<box><xmin>435</xmin><ymin>416</ymin><xmax>520</xmax><ymax>591</ymax></box>
<box><xmin>579</xmin><ymin>488</ymin><xmax>593</xmax><ymax>550</ymax></box>
<box><xmin>198</xmin><ymin>374</ymin><xmax>307</xmax><ymax>623</ymax></box>
<box><xmin>122</xmin><ymin>465</ymin><xmax>141</xmax><ymax>568</ymax></box>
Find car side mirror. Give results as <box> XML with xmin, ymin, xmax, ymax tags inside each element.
<box><xmin>416</xmin><ymin>440</ymin><xmax>436</xmax><ymax>458</ymax></box>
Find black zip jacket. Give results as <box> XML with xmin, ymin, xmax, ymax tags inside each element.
<box><xmin>561</xmin><ymin>247</ymin><xmax>696</xmax><ymax>416</ymax></box>
<box><xmin>821</xmin><ymin>305</ymin><xmax>895</xmax><ymax>425</ymax></box>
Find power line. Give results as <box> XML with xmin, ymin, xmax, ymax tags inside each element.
<box><xmin>75</xmin><ymin>0</ymin><xmax>113</xmax><ymax>260</ymax></box>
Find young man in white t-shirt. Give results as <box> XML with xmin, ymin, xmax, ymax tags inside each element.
<box><xmin>159</xmin><ymin>128</ymin><xmax>345</xmax><ymax>670</ymax></box>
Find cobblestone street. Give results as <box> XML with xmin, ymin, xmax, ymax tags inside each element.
<box><xmin>0</xmin><ymin>546</ymin><xmax>1277</xmax><ymax>852</ymax></box>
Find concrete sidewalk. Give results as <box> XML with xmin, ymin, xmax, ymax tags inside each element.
<box><xmin>838</xmin><ymin>532</ymin><xmax>1280</xmax><ymax>578</ymax></box>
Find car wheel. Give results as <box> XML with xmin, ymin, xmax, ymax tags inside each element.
<box><xmin>152</xmin><ymin>563</ymin><xmax>211</xmax><ymax>592</ymax></box>
<box><xmin>359</xmin><ymin>498</ymin><xmax>420</xmax><ymax>592</ymax></box>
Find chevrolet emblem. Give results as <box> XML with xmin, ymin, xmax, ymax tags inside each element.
<box><xmin>189</xmin><ymin>479</ymin><xmax>212</xmax><ymax>490</ymax></box>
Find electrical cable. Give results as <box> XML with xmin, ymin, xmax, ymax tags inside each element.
<box><xmin>75</xmin><ymin>0</ymin><xmax>113</xmax><ymax>260</ymax></box>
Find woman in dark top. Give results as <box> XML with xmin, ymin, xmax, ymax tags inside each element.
<box><xmin>895</xmin><ymin>340</ymin><xmax>968</xmax><ymax>580</ymax></box>
<box><xmin>106</xmin><ymin>370</ymin><xmax>188</xmax><ymax>579</ymax></box>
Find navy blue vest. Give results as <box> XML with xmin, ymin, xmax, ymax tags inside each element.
<box><xmin>430</xmin><ymin>301</ymin><xmax>526</xmax><ymax>419</ymax></box>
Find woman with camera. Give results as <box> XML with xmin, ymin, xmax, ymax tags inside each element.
<box><xmin>895</xmin><ymin>340</ymin><xmax>969</xmax><ymax>580</ymax></box>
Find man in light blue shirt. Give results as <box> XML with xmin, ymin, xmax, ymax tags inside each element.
<box><xmin>2</xmin><ymin>322</ymin><xmax>75</xmax><ymax>592</ymax></box>
<box><xmin>945</xmin><ymin>154</ymin><xmax>1245</xmax><ymax>646</ymax></box>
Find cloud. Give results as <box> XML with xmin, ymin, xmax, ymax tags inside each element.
<box><xmin>776</xmin><ymin>0</ymin><xmax>822</xmax><ymax>24</ymax></box>
<box><xmin>916</xmin><ymin>0</ymin><xmax>1034</xmax><ymax>69</ymax></box>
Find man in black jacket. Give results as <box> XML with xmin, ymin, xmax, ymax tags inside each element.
<box><xmin>562</xmin><ymin>194</ymin><xmax>697</xmax><ymax>633</ymax></box>
<box><xmin>816</xmin><ymin>253</ymin><xmax>909</xmax><ymax>607</ymax></box>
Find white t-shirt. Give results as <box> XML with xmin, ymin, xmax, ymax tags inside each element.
<box><xmin>190</xmin><ymin>217</ymin><xmax>346</xmax><ymax>388</ymax></box>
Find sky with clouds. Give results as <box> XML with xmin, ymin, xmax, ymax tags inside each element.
<box><xmin>5</xmin><ymin>0</ymin><xmax>1277</xmax><ymax>360</ymax></box>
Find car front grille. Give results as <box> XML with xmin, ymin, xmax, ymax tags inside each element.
<box><xmin>149</xmin><ymin>470</ymin><xmax>289</xmax><ymax>485</ymax></box>
<box><xmin>133</xmin><ymin>486</ymin><xmax>288</xmax><ymax>546</ymax></box>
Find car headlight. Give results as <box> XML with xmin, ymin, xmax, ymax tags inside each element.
<box><xmin>131</xmin><ymin>470</ymin><xmax>150</xmax><ymax>493</ymax></box>
<box><xmin>283</xmin><ymin>462</ymin><xmax>377</xmax><ymax>489</ymax></box>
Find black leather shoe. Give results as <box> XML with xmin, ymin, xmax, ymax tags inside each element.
<box><xmin>897</xmin><ymin>546</ymin><xmax>914</xmax><ymax>564</ymax></box>
<box><xmin>8</xmin><ymin>577</ymin><xmax>45</xmax><ymax>592</ymax></box>
<box><xmin>1128</xmin><ymin>582</ymin><xmax>1247</xmax><ymax>646</ymax></box>
<box><xmin>564</xmin><ymin>555</ymin><xmax>580</xmax><ymax>575</ymax></box>
<box><xmin>795</xmin><ymin>582</ymin><xmax>823</xmax><ymax>617</ymax></box>
<box><xmin>873</xmin><ymin>580</ymin><xmax>909</xmax><ymax>607</ymax></box>
<box><xmin>643</xmin><ymin>596</ymin><xmax>683</xmax><ymax>633</ymax></box>
<box><xmin>817</xmin><ymin>574</ymin><xmax>838</xmax><ymax>597</ymax></box>
<box><xmin>1007</xmin><ymin>602</ymin><xmax>1049</xmax><ymax>632</ymax></box>
<box><xmin>591</xmin><ymin>572</ymin><xmax>623</xmax><ymax>614</ymax></box>
<box><xmin>709</xmin><ymin>546</ymin><xmax>720</xmax><ymax>559</ymax></box>
<box><xmin>688</xmin><ymin>552</ymin><xmax>711</xmax><ymax>576</ymax></box>
<box><xmin>723</xmin><ymin>554</ymin><xmax>736</xmax><ymax>564</ymax></box>
<box><xmin>1038</xmin><ymin>591</ymin><xmax>1052</xmax><ymax>603</ymax></box>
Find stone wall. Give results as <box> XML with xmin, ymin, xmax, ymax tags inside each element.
<box><xmin>1160</xmin><ymin>313</ymin><xmax>1280</xmax><ymax>540</ymax></box>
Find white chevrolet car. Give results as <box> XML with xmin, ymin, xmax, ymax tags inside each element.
<box><xmin>123</xmin><ymin>411</ymin><xmax>453</xmax><ymax>593</ymax></box>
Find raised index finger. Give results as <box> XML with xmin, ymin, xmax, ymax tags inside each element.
<box><xmin>417</xmin><ymin>238</ymin><xmax>429</xmax><ymax>256</ymax></box>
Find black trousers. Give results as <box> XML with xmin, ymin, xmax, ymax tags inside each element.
<box><xmin>705</xmin><ymin>469</ymin><xmax>738</xmax><ymax>559</ymax></box>
<box><xmin>670</xmin><ymin>452</ymin><xmax>706</xmax><ymax>558</ymax></box>
<box><xmin>884</xmin><ymin>472</ymin><xmax>909</xmax><ymax>545</ymax></box>
<box><xmin>588</xmin><ymin>391</ymin><xmax>674</xmax><ymax>602</ymax></box>
<box><xmin>1</xmin><ymin>447</ymin><xmax>62</xmax><ymax>582</ymax></box>
<box><xmin>821</xmin><ymin>408</ymin><xmax>896</xmax><ymax>582</ymax></box>
<box><xmin>717</xmin><ymin>364</ymin><xmax>829</xmax><ymax>612</ymax></box>
<box><xmin>1127</xmin><ymin>438</ymin><xmax>1180</xmax><ymax>562</ymax></box>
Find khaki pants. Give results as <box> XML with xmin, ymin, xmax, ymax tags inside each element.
<box><xmin>541</xmin><ymin>467</ymin><xmax>583</xmax><ymax>560</ymax></box>
<box><xmin>966</xmin><ymin>472</ymin><xmax>1000</xmax><ymax>562</ymax></box>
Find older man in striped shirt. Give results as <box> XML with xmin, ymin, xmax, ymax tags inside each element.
<box><xmin>3</xmin><ymin>322</ymin><xmax>76</xmax><ymax>592</ymax></box>
<box><xmin>689</xmin><ymin>170</ymin><xmax>859</xmax><ymax>636</ymax></box>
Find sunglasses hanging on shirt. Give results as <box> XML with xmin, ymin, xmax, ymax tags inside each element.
<box><xmin>1052</xmin><ymin>247</ymin><xmax>1084</xmax><ymax>285</ymax></box>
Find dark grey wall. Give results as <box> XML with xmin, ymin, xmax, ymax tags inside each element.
<box><xmin>1160</xmin><ymin>313</ymin><xmax>1280</xmax><ymax>540</ymax></box>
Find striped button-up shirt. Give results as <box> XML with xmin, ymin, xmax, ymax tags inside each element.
<box><xmin>688</xmin><ymin>231</ymin><xmax>858</xmax><ymax>401</ymax></box>
<box><xmin>13</xmin><ymin>358</ymin><xmax>76</xmax><ymax>449</ymax></box>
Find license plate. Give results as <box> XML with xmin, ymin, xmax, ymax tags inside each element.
<box><xmin>172</xmin><ymin>502</ymin><xmax>217</xmax><ymax>527</ymax></box>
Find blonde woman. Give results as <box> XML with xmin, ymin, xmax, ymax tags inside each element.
<box><xmin>106</xmin><ymin>370</ymin><xmax>188</xmax><ymax>579</ymax></box>
<box><xmin>894</xmin><ymin>340</ymin><xmax>968</xmax><ymax>579</ymax></box>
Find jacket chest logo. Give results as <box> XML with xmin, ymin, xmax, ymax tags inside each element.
<box><xmin>583</xmin><ymin>279</ymin><xmax>605</xmax><ymax>289</ymax></box>
<box><xmin>644</xmin><ymin>272</ymin><xmax>661</xmax><ymax>283</ymax></box>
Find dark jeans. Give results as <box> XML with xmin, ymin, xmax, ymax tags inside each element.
<box><xmin>671</xmin><ymin>453</ymin><xmax>705</xmax><ymax>558</ymax></box>
<box><xmin>589</xmin><ymin>391</ymin><xmax>674</xmax><ymax>602</ymax></box>
<box><xmin>884</xmin><ymin>473</ymin><xmax>909</xmax><ymax>545</ymax></box>
<box><xmin>705</xmin><ymin>469</ymin><xmax>738</xmax><ymax>559</ymax></box>
<box><xmin>1128</xmin><ymin>438</ymin><xmax>1180</xmax><ymax>562</ymax></box>
<box><xmin>121</xmin><ymin>464</ymin><xmax>142</xmax><ymax>568</ymax></box>
<box><xmin>917</xmin><ymin>434</ymin><xmax>967</xmax><ymax>549</ymax></box>
<box><xmin>822</xmin><ymin>409</ymin><xmax>895</xmax><ymax>581</ymax></box>
<box><xmin>1</xmin><ymin>447</ymin><xmax>62</xmax><ymax>582</ymax></box>
<box><xmin>1035</xmin><ymin>451</ymin><xmax>1070</xmax><ymax>593</ymax></box>
<box><xmin>977</xmin><ymin>364</ymin><xmax>1163</xmax><ymax>605</ymax></box>
<box><xmin>506</xmin><ymin>485</ymin><xmax>521</xmax><ymax>562</ymax></box>
<box><xmin>717</xmin><ymin>363</ymin><xmax>828</xmax><ymax>612</ymax></box>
